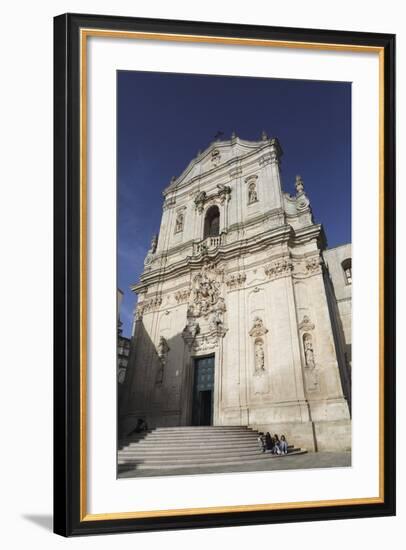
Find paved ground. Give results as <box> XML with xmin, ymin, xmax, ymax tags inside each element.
<box><xmin>118</xmin><ymin>451</ymin><xmax>351</xmax><ymax>478</ymax></box>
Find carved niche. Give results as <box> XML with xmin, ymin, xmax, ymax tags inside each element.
<box><xmin>245</xmin><ymin>175</ymin><xmax>259</xmax><ymax>204</ymax></box>
<box><xmin>249</xmin><ymin>317</ymin><xmax>268</xmax><ymax>376</ymax></box>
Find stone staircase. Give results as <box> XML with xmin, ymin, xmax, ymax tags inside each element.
<box><xmin>118</xmin><ymin>426</ymin><xmax>306</xmax><ymax>474</ymax></box>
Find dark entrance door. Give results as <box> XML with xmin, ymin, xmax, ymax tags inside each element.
<box><xmin>192</xmin><ymin>355</ymin><xmax>214</xmax><ymax>426</ymax></box>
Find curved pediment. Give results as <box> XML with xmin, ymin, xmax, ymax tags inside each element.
<box><xmin>163</xmin><ymin>136</ymin><xmax>280</xmax><ymax>195</ymax></box>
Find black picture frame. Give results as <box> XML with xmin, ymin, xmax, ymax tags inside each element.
<box><xmin>54</xmin><ymin>12</ymin><xmax>396</xmax><ymax>537</ymax></box>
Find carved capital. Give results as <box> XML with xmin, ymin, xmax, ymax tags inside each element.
<box><xmin>264</xmin><ymin>257</ymin><xmax>293</xmax><ymax>280</ymax></box>
<box><xmin>225</xmin><ymin>272</ymin><xmax>246</xmax><ymax>289</ymax></box>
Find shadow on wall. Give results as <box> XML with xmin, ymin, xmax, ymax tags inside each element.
<box><xmin>118</xmin><ymin>320</ymin><xmax>191</xmax><ymax>438</ymax></box>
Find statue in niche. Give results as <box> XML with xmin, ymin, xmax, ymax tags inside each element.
<box><xmin>254</xmin><ymin>338</ymin><xmax>265</xmax><ymax>374</ymax></box>
<box><xmin>303</xmin><ymin>334</ymin><xmax>315</xmax><ymax>368</ymax></box>
<box><xmin>175</xmin><ymin>212</ymin><xmax>184</xmax><ymax>233</ymax></box>
<box><xmin>248</xmin><ymin>181</ymin><xmax>258</xmax><ymax>203</ymax></box>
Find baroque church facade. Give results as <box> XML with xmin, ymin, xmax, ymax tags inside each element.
<box><xmin>119</xmin><ymin>134</ymin><xmax>352</xmax><ymax>452</ymax></box>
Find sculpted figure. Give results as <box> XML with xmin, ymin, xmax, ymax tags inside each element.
<box><xmin>248</xmin><ymin>181</ymin><xmax>258</xmax><ymax>203</ymax></box>
<box><xmin>255</xmin><ymin>340</ymin><xmax>265</xmax><ymax>373</ymax></box>
<box><xmin>304</xmin><ymin>335</ymin><xmax>315</xmax><ymax>368</ymax></box>
<box><xmin>175</xmin><ymin>212</ymin><xmax>184</xmax><ymax>233</ymax></box>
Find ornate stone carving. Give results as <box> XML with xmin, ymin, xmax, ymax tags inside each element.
<box><xmin>194</xmin><ymin>185</ymin><xmax>231</xmax><ymax>213</ymax></box>
<box><xmin>305</xmin><ymin>256</ymin><xmax>322</xmax><ymax>274</ymax></box>
<box><xmin>174</xmin><ymin>288</ymin><xmax>191</xmax><ymax>303</ymax></box>
<box><xmin>182</xmin><ymin>263</ymin><xmax>227</xmax><ymax>350</ymax></box>
<box><xmin>225</xmin><ymin>272</ymin><xmax>247</xmax><ymax>289</ymax></box>
<box><xmin>194</xmin><ymin>190</ymin><xmax>207</xmax><ymax>213</ymax></box>
<box><xmin>217</xmin><ymin>183</ymin><xmax>232</xmax><ymax>204</ymax></box>
<box><xmin>264</xmin><ymin>258</ymin><xmax>293</xmax><ymax>280</ymax></box>
<box><xmin>298</xmin><ymin>315</ymin><xmax>315</xmax><ymax>331</ymax></box>
<box><xmin>136</xmin><ymin>295</ymin><xmax>162</xmax><ymax>319</ymax></box>
<box><xmin>249</xmin><ymin>316</ymin><xmax>269</xmax><ymax>339</ymax></box>
<box><xmin>188</xmin><ymin>263</ymin><xmax>224</xmax><ymax>319</ymax></box>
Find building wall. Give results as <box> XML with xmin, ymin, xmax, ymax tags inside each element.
<box><xmin>120</xmin><ymin>137</ymin><xmax>351</xmax><ymax>452</ymax></box>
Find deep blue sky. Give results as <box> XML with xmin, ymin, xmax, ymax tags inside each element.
<box><xmin>118</xmin><ymin>71</ymin><xmax>351</xmax><ymax>337</ymax></box>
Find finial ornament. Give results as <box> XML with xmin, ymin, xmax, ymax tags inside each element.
<box><xmin>295</xmin><ymin>175</ymin><xmax>305</xmax><ymax>194</ymax></box>
<box><xmin>261</xmin><ymin>130</ymin><xmax>268</xmax><ymax>141</ymax></box>
<box><xmin>231</xmin><ymin>131</ymin><xmax>236</xmax><ymax>139</ymax></box>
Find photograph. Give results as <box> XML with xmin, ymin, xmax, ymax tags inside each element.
<box><xmin>116</xmin><ymin>70</ymin><xmax>353</xmax><ymax>479</ymax></box>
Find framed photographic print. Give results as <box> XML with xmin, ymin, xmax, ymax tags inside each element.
<box><xmin>53</xmin><ymin>13</ymin><xmax>396</xmax><ymax>536</ymax></box>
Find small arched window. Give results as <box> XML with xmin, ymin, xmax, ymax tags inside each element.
<box><xmin>342</xmin><ymin>258</ymin><xmax>352</xmax><ymax>285</ymax></box>
<box><xmin>203</xmin><ymin>205</ymin><xmax>220</xmax><ymax>239</ymax></box>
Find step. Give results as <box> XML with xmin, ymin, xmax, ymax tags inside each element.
<box><xmin>118</xmin><ymin>450</ymin><xmax>308</xmax><ymax>471</ymax></box>
<box><xmin>120</xmin><ymin>433</ymin><xmax>260</xmax><ymax>443</ymax></box>
<box><xmin>118</xmin><ymin>448</ymin><xmax>303</xmax><ymax>465</ymax></box>
<box><xmin>118</xmin><ymin>446</ymin><xmax>293</xmax><ymax>458</ymax></box>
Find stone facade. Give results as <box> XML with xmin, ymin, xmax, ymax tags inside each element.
<box><xmin>119</xmin><ymin>135</ymin><xmax>352</xmax><ymax>452</ymax></box>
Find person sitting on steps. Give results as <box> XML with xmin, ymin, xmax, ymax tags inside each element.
<box><xmin>265</xmin><ymin>432</ymin><xmax>274</xmax><ymax>453</ymax></box>
<box><xmin>273</xmin><ymin>434</ymin><xmax>281</xmax><ymax>455</ymax></box>
<box><xmin>257</xmin><ymin>432</ymin><xmax>266</xmax><ymax>453</ymax></box>
<box><xmin>280</xmin><ymin>434</ymin><xmax>288</xmax><ymax>455</ymax></box>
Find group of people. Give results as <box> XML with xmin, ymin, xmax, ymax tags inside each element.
<box><xmin>257</xmin><ymin>432</ymin><xmax>288</xmax><ymax>455</ymax></box>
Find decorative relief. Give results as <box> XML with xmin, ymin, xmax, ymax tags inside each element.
<box><xmin>194</xmin><ymin>191</ymin><xmax>207</xmax><ymax>213</ymax></box>
<box><xmin>217</xmin><ymin>184</ymin><xmax>232</xmax><ymax>204</ymax></box>
<box><xmin>264</xmin><ymin>257</ymin><xmax>293</xmax><ymax>280</ymax></box>
<box><xmin>305</xmin><ymin>256</ymin><xmax>322</xmax><ymax>274</ymax></box>
<box><xmin>225</xmin><ymin>272</ymin><xmax>247</xmax><ymax>289</ymax></box>
<box><xmin>194</xmin><ymin>185</ymin><xmax>231</xmax><ymax>213</ymax></box>
<box><xmin>188</xmin><ymin>262</ymin><xmax>224</xmax><ymax>319</ymax></box>
<box><xmin>174</xmin><ymin>288</ymin><xmax>191</xmax><ymax>304</ymax></box>
<box><xmin>182</xmin><ymin>262</ymin><xmax>227</xmax><ymax>350</ymax></box>
<box><xmin>136</xmin><ymin>295</ymin><xmax>162</xmax><ymax>319</ymax></box>
<box><xmin>298</xmin><ymin>315</ymin><xmax>315</xmax><ymax>332</ymax></box>
<box><xmin>292</xmin><ymin>255</ymin><xmax>323</xmax><ymax>279</ymax></box>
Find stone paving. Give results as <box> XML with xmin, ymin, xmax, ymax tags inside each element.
<box><xmin>118</xmin><ymin>451</ymin><xmax>351</xmax><ymax>478</ymax></box>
